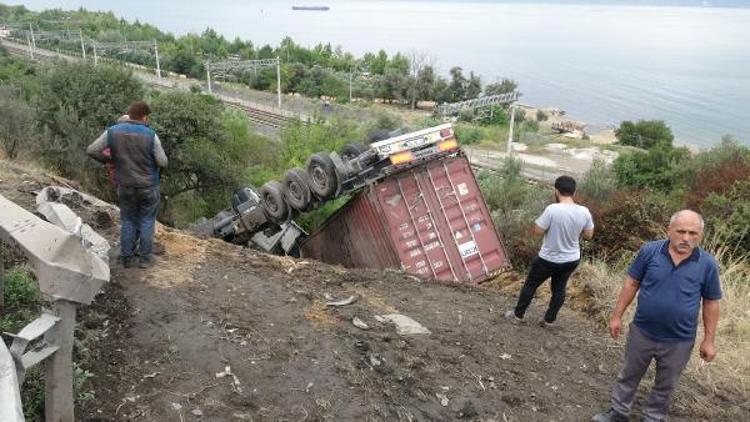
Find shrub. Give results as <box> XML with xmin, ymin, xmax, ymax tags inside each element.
<box><xmin>578</xmin><ymin>159</ymin><xmax>617</xmax><ymax>203</ymax></box>
<box><xmin>455</xmin><ymin>125</ymin><xmax>482</xmax><ymax>145</ymax></box>
<box><xmin>521</xmin><ymin>120</ymin><xmax>539</xmax><ymax>133</ymax></box>
<box><xmin>536</xmin><ymin>109</ymin><xmax>548</xmax><ymax>122</ymax></box>
<box><xmin>587</xmin><ymin>189</ymin><xmax>675</xmax><ymax>260</ymax></box>
<box><xmin>684</xmin><ymin>137</ymin><xmax>750</xmax><ymax>209</ymax></box>
<box><xmin>700</xmin><ymin>180</ymin><xmax>750</xmax><ymax>256</ymax></box>
<box><xmin>0</xmin><ymin>87</ymin><xmax>37</xmax><ymax>159</ymax></box>
<box><xmin>613</xmin><ymin>143</ymin><xmax>691</xmax><ymax>192</ymax></box>
<box><xmin>615</xmin><ymin>120</ymin><xmax>674</xmax><ymax>149</ymax></box>
<box><xmin>478</xmin><ymin>160</ymin><xmax>550</xmax><ymax>268</ymax></box>
<box><xmin>33</xmin><ymin>62</ymin><xmax>144</xmax><ymax>195</ymax></box>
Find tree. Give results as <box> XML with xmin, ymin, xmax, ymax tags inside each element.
<box><xmin>615</xmin><ymin>120</ymin><xmax>674</xmax><ymax>149</ymax></box>
<box><xmin>34</xmin><ymin>62</ymin><xmax>144</xmax><ymax>191</ymax></box>
<box><xmin>416</xmin><ymin>65</ymin><xmax>436</xmax><ymax>103</ymax></box>
<box><xmin>466</xmin><ymin>71</ymin><xmax>482</xmax><ymax>100</ymax></box>
<box><xmin>448</xmin><ymin>67</ymin><xmax>467</xmax><ymax>102</ymax></box>
<box><xmin>149</xmin><ymin>91</ymin><xmax>255</xmax><ymax>214</ymax></box>
<box><xmin>485</xmin><ymin>79</ymin><xmax>518</xmax><ymax>96</ymax></box>
<box><xmin>166</xmin><ymin>49</ymin><xmax>200</xmax><ymax>77</ymax></box>
<box><xmin>365</xmin><ymin>50</ymin><xmax>388</xmax><ymax>75</ymax></box>
<box><xmin>406</xmin><ymin>51</ymin><xmax>431</xmax><ymax>109</ymax></box>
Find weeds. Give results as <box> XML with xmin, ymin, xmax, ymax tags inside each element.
<box><xmin>0</xmin><ymin>266</ymin><xmax>40</xmax><ymax>333</ymax></box>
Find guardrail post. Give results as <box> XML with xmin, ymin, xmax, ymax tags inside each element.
<box><xmin>44</xmin><ymin>299</ymin><xmax>77</xmax><ymax>422</ymax></box>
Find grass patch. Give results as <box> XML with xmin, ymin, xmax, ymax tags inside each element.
<box><xmin>1</xmin><ymin>266</ymin><xmax>40</xmax><ymax>333</ymax></box>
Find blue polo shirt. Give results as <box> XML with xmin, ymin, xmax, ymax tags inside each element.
<box><xmin>629</xmin><ymin>240</ymin><xmax>722</xmax><ymax>343</ymax></box>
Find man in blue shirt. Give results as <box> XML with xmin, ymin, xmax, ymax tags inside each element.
<box><xmin>593</xmin><ymin>210</ymin><xmax>721</xmax><ymax>422</ymax></box>
<box><xmin>87</xmin><ymin>101</ymin><xmax>168</xmax><ymax>269</ymax></box>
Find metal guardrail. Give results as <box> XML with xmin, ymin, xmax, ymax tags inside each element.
<box><xmin>0</xmin><ymin>193</ymin><xmax>110</xmax><ymax>421</ymax></box>
<box><xmin>438</xmin><ymin>91</ymin><xmax>520</xmax><ymax>116</ymax></box>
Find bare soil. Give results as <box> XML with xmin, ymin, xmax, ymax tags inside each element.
<box><xmin>1</xmin><ymin>158</ymin><xmax>746</xmax><ymax>421</ymax></box>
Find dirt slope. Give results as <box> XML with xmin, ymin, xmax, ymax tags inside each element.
<box><xmin>0</xmin><ymin>158</ymin><xmax>745</xmax><ymax>421</ymax></box>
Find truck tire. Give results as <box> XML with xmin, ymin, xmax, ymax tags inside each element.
<box><xmin>260</xmin><ymin>180</ymin><xmax>289</xmax><ymax>223</ymax></box>
<box><xmin>306</xmin><ymin>153</ymin><xmax>338</xmax><ymax>200</ymax></box>
<box><xmin>340</xmin><ymin>143</ymin><xmax>368</xmax><ymax>160</ymax></box>
<box><xmin>283</xmin><ymin>168</ymin><xmax>313</xmax><ymax>211</ymax></box>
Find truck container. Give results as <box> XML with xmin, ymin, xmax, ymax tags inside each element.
<box><xmin>300</xmin><ymin>153</ymin><xmax>508</xmax><ymax>283</ymax></box>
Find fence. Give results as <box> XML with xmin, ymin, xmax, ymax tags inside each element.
<box><xmin>0</xmin><ymin>194</ymin><xmax>109</xmax><ymax>422</ymax></box>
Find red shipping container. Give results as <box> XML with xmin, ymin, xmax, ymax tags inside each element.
<box><xmin>300</xmin><ymin>154</ymin><xmax>509</xmax><ymax>283</ymax></box>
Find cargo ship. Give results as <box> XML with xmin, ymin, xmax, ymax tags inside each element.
<box><xmin>292</xmin><ymin>5</ymin><xmax>330</xmax><ymax>11</ymax></box>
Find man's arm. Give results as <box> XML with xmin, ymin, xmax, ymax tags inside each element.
<box><xmin>609</xmin><ymin>275</ymin><xmax>640</xmax><ymax>340</ymax></box>
<box><xmin>86</xmin><ymin>131</ymin><xmax>110</xmax><ymax>163</ymax></box>
<box><xmin>531</xmin><ymin>223</ymin><xmax>545</xmax><ymax>237</ymax></box>
<box><xmin>153</xmin><ymin>134</ymin><xmax>168</xmax><ymax>168</ymax></box>
<box><xmin>582</xmin><ymin>228</ymin><xmax>594</xmax><ymax>240</ymax></box>
<box><xmin>699</xmin><ymin>299</ymin><xmax>720</xmax><ymax>362</ymax></box>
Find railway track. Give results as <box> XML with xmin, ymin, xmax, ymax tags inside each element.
<box><xmin>0</xmin><ymin>38</ymin><xmax>305</xmax><ymax>130</ymax></box>
<box><xmin>225</xmin><ymin>102</ymin><xmax>301</xmax><ymax>128</ymax></box>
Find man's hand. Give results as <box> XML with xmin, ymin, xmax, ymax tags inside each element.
<box><xmin>609</xmin><ymin>316</ymin><xmax>623</xmax><ymax>340</ymax></box>
<box><xmin>699</xmin><ymin>339</ymin><xmax>717</xmax><ymax>362</ymax></box>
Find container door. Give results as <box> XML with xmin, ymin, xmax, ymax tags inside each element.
<box><xmin>374</xmin><ymin>173</ymin><xmax>460</xmax><ymax>281</ymax></box>
<box><xmin>420</xmin><ymin>157</ymin><xmax>508</xmax><ymax>283</ymax></box>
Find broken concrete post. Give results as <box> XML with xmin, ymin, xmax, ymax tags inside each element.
<box><xmin>44</xmin><ymin>299</ymin><xmax>77</xmax><ymax>422</ymax></box>
<box><xmin>36</xmin><ymin>186</ymin><xmax>113</xmax><ymax>265</ymax></box>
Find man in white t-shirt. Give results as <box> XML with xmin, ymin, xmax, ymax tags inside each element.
<box><xmin>505</xmin><ymin>175</ymin><xmax>595</xmax><ymax>326</ymax></box>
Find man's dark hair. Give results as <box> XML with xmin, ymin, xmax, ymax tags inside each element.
<box><xmin>127</xmin><ymin>101</ymin><xmax>151</xmax><ymax>121</ymax></box>
<box><xmin>554</xmin><ymin>175</ymin><xmax>576</xmax><ymax>196</ymax></box>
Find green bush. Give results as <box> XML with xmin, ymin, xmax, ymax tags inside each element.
<box><xmin>587</xmin><ymin>189</ymin><xmax>676</xmax><ymax>261</ymax></box>
<box><xmin>578</xmin><ymin>159</ymin><xmax>617</xmax><ymax>203</ymax></box>
<box><xmin>613</xmin><ymin>143</ymin><xmax>691</xmax><ymax>192</ymax></box>
<box><xmin>615</xmin><ymin>120</ymin><xmax>674</xmax><ymax>149</ymax></box>
<box><xmin>478</xmin><ymin>160</ymin><xmax>550</xmax><ymax>268</ymax></box>
<box><xmin>0</xmin><ymin>87</ymin><xmax>37</xmax><ymax>159</ymax></box>
<box><xmin>701</xmin><ymin>180</ymin><xmax>750</xmax><ymax>256</ymax></box>
<box><xmin>1</xmin><ymin>267</ymin><xmax>40</xmax><ymax>333</ymax></box>
<box><xmin>32</xmin><ymin>61</ymin><xmax>144</xmax><ymax>197</ymax></box>
<box><xmin>521</xmin><ymin>120</ymin><xmax>539</xmax><ymax>133</ymax></box>
<box><xmin>536</xmin><ymin>109</ymin><xmax>548</xmax><ymax>122</ymax></box>
<box><xmin>455</xmin><ymin>125</ymin><xmax>482</xmax><ymax>145</ymax></box>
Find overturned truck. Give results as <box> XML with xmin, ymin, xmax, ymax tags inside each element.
<box><xmin>197</xmin><ymin>124</ymin><xmax>509</xmax><ymax>283</ymax></box>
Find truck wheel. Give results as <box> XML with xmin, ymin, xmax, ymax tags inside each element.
<box><xmin>283</xmin><ymin>168</ymin><xmax>313</xmax><ymax>211</ymax></box>
<box><xmin>260</xmin><ymin>180</ymin><xmax>288</xmax><ymax>223</ymax></box>
<box><xmin>340</xmin><ymin>143</ymin><xmax>368</xmax><ymax>160</ymax></box>
<box><xmin>306</xmin><ymin>153</ymin><xmax>338</xmax><ymax>200</ymax></box>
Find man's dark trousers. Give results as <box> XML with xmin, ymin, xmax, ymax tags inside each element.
<box><xmin>513</xmin><ymin>256</ymin><xmax>579</xmax><ymax>323</ymax></box>
<box><xmin>118</xmin><ymin>186</ymin><xmax>159</xmax><ymax>259</ymax></box>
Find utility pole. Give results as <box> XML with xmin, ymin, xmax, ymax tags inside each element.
<box><xmin>26</xmin><ymin>34</ymin><xmax>33</xmax><ymax>60</ymax></box>
<box><xmin>206</xmin><ymin>62</ymin><xmax>212</xmax><ymax>94</ymax></box>
<box><xmin>276</xmin><ymin>56</ymin><xmax>281</xmax><ymax>108</ymax></box>
<box><xmin>154</xmin><ymin>40</ymin><xmax>161</xmax><ymax>79</ymax></box>
<box><xmin>349</xmin><ymin>72</ymin><xmax>353</xmax><ymax>103</ymax></box>
<box><xmin>79</xmin><ymin>32</ymin><xmax>86</xmax><ymax>59</ymax></box>
<box><xmin>29</xmin><ymin>24</ymin><xmax>36</xmax><ymax>54</ymax></box>
<box><xmin>507</xmin><ymin>104</ymin><xmax>516</xmax><ymax>156</ymax></box>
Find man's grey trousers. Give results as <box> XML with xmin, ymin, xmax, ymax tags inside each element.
<box><xmin>611</xmin><ymin>324</ymin><xmax>694</xmax><ymax>421</ymax></box>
